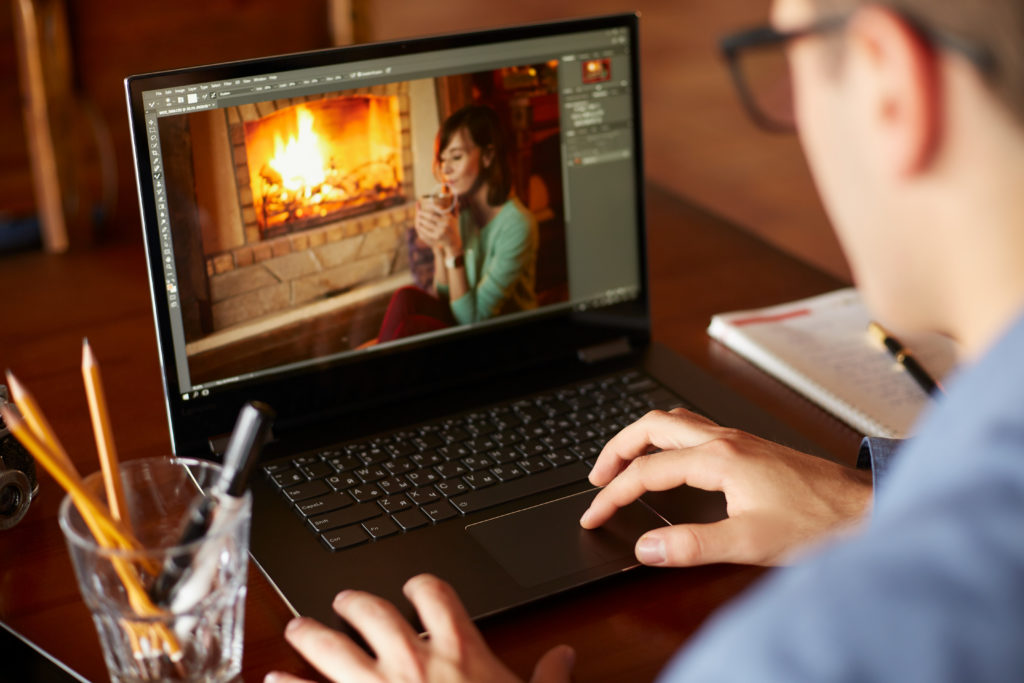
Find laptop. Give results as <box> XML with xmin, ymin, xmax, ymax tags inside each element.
<box><xmin>124</xmin><ymin>13</ymin><xmax>821</xmax><ymax>630</ymax></box>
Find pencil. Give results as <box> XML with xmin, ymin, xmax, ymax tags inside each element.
<box><xmin>0</xmin><ymin>405</ymin><xmax>181</xmax><ymax>662</ymax></box>
<box><xmin>867</xmin><ymin>322</ymin><xmax>944</xmax><ymax>396</ymax></box>
<box><xmin>82</xmin><ymin>338</ymin><xmax>131</xmax><ymax>525</ymax></box>
<box><xmin>5</xmin><ymin>370</ymin><xmax>73</xmax><ymax>471</ymax></box>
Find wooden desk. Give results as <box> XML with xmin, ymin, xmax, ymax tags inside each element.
<box><xmin>0</xmin><ymin>184</ymin><xmax>859</xmax><ymax>682</ymax></box>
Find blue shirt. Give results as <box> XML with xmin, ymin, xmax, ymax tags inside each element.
<box><xmin>659</xmin><ymin>310</ymin><xmax>1024</xmax><ymax>681</ymax></box>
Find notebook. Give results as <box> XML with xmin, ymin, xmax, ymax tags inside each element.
<box><xmin>708</xmin><ymin>288</ymin><xmax>959</xmax><ymax>438</ymax></box>
<box><xmin>124</xmin><ymin>14</ymin><xmax>825</xmax><ymax>630</ymax></box>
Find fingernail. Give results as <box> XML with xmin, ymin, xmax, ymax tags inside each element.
<box><xmin>264</xmin><ymin>673</ymin><xmax>281</xmax><ymax>683</ymax></box>
<box><xmin>563</xmin><ymin>645</ymin><xmax>577</xmax><ymax>668</ymax></box>
<box><xmin>285</xmin><ymin>617</ymin><xmax>305</xmax><ymax>634</ymax></box>
<box><xmin>637</xmin><ymin>536</ymin><xmax>667</xmax><ymax>565</ymax></box>
<box><xmin>333</xmin><ymin>589</ymin><xmax>353</xmax><ymax>607</ymax></box>
<box><xmin>579</xmin><ymin>508</ymin><xmax>594</xmax><ymax>527</ymax></box>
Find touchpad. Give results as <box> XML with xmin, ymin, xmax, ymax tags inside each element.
<box><xmin>466</xmin><ymin>489</ymin><xmax>665</xmax><ymax>588</ymax></box>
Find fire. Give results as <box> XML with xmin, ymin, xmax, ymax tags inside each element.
<box><xmin>269</xmin><ymin>107</ymin><xmax>326</xmax><ymax>192</ymax></box>
<box><xmin>244</xmin><ymin>95</ymin><xmax>405</xmax><ymax>235</ymax></box>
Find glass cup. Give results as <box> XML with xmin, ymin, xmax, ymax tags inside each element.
<box><xmin>420</xmin><ymin>182</ymin><xmax>456</xmax><ymax>214</ymax></box>
<box><xmin>58</xmin><ymin>457</ymin><xmax>251</xmax><ymax>683</ymax></box>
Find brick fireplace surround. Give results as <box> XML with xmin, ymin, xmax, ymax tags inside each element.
<box><xmin>199</xmin><ymin>82</ymin><xmax>415</xmax><ymax>337</ymax></box>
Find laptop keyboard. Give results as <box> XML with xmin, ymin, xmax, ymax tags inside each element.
<box><xmin>262</xmin><ymin>370</ymin><xmax>686</xmax><ymax>551</ymax></box>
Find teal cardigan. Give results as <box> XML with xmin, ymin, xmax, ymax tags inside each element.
<box><xmin>437</xmin><ymin>198</ymin><xmax>538</xmax><ymax>324</ymax></box>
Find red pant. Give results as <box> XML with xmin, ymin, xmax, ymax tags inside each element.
<box><xmin>378</xmin><ymin>286</ymin><xmax>455</xmax><ymax>342</ymax></box>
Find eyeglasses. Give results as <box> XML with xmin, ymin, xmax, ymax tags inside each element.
<box><xmin>720</xmin><ymin>13</ymin><xmax>996</xmax><ymax>133</ymax></box>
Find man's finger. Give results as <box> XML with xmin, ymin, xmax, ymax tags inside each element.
<box><xmin>529</xmin><ymin>644</ymin><xmax>575</xmax><ymax>683</ymax></box>
<box><xmin>283</xmin><ymin>617</ymin><xmax>377</xmax><ymax>683</ymax></box>
<box><xmin>403</xmin><ymin>574</ymin><xmax>488</xmax><ymax>656</ymax></box>
<box><xmin>581</xmin><ymin>449</ymin><xmax>727</xmax><ymax>529</ymax></box>
<box><xmin>331</xmin><ymin>590</ymin><xmax>422</xmax><ymax>674</ymax></box>
<box><xmin>588</xmin><ymin>409</ymin><xmax>720</xmax><ymax>486</ymax></box>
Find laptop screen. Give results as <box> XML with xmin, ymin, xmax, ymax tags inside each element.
<box><xmin>126</xmin><ymin>15</ymin><xmax>646</xmax><ymax>453</ymax></box>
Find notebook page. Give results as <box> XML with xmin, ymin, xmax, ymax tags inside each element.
<box><xmin>708</xmin><ymin>288</ymin><xmax>959</xmax><ymax>438</ymax></box>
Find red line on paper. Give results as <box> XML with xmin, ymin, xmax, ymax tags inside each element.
<box><xmin>730</xmin><ymin>308</ymin><xmax>812</xmax><ymax>326</ymax></box>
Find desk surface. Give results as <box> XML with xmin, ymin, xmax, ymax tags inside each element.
<box><xmin>0</xmin><ymin>185</ymin><xmax>858</xmax><ymax>682</ymax></box>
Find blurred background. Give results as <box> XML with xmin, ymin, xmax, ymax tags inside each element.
<box><xmin>1</xmin><ymin>0</ymin><xmax>850</xmax><ymax>281</ymax></box>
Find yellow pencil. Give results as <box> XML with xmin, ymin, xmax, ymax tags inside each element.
<box><xmin>82</xmin><ymin>338</ymin><xmax>131</xmax><ymax>525</ymax></box>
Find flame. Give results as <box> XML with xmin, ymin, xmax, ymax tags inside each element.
<box><xmin>269</xmin><ymin>106</ymin><xmax>326</xmax><ymax>191</ymax></box>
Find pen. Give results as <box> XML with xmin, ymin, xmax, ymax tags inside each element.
<box><xmin>149</xmin><ymin>401</ymin><xmax>275</xmax><ymax>605</ymax></box>
<box><xmin>867</xmin><ymin>322</ymin><xmax>944</xmax><ymax>396</ymax></box>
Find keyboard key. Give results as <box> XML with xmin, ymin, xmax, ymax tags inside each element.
<box><xmin>321</xmin><ymin>525</ymin><xmax>368</xmax><ymax>551</ymax></box>
<box><xmin>407</xmin><ymin>487</ymin><xmax>440</xmax><ymax>506</ymax></box>
<box><xmin>296</xmin><ymin>491</ymin><xmax>353</xmax><ymax>517</ymax></box>
<box><xmin>299</xmin><ymin>461</ymin><xmax>334</xmax><ymax>479</ymax></box>
<box><xmin>436</xmin><ymin>462</ymin><xmax>468</xmax><ymax>479</ymax></box>
<box><xmin>349</xmin><ymin>485</ymin><xmax>383</xmax><ymax>503</ymax></box>
<box><xmin>516</xmin><ymin>442</ymin><xmax>548</xmax><ymax>459</ymax></box>
<box><xmin>411</xmin><ymin>451</ymin><xmax>443</xmax><ymax>469</ymax></box>
<box><xmin>464</xmin><ymin>437</ymin><xmax>497</xmax><ymax>453</ymax></box>
<box><xmin>545</xmin><ymin>449</ymin><xmax>579</xmax><ymax>468</ymax></box>
<box><xmin>362</xmin><ymin>516</ymin><xmax>399</xmax><ymax>539</ymax></box>
<box><xmin>490</xmin><ymin>464</ymin><xmax>524</xmax><ymax>482</ymax></box>
<box><xmin>263</xmin><ymin>461</ymin><xmax>293</xmax><ymax>475</ymax></box>
<box><xmin>378</xmin><ymin>494</ymin><xmax>412</xmax><ymax>513</ymax></box>
<box><xmin>412</xmin><ymin>433</ymin><xmax>443</xmax><ymax>450</ymax></box>
<box><xmin>518</xmin><ymin>456</ymin><xmax>551</xmax><ymax>474</ymax></box>
<box><xmin>283</xmin><ymin>480</ymin><xmax>329</xmax><ymax>502</ymax></box>
<box><xmin>460</xmin><ymin>454</ymin><xmax>493</xmax><ymax>471</ymax></box>
<box><xmin>489</xmin><ymin>447</ymin><xmax>522</xmax><ymax>464</ymax></box>
<box><xmin>440</xmin><ymin>427</ymin><xmax>470</xmax><ymax>444</ymax></box>
<box><xmin>435</xmin><ymin>479</ymin><xmax>469</xmax><ymax>497</ymax></box>
<box><xmin>326</xmin><ymin>454</ymin><xmax>362</xmax><ymax>472</ymax></box>
<box><xmin>406</xmin><ymin>470</ymin><xmax>440</xmax><ymax>488</ymax></box>
<box><xmin>326</xmin><ymin>473</ymin><xmax>360</xmax><ymax>491</ymax></box>
<box><xmin>421</xmin><ymin>500</ymin><xmax>459</xmax><ymax>522</ymax></box>
<box><xmin>386</xmin><ymin>441</ymin><xmax>417</xmax><ymax>459</ymax></box>
<box><xmin>450</xmin><ymin>462</ymin><xmax>589</xmax><ymax>514</ymax></box>
<box><xmin>438</xmin><ymin>444</ymin><xmax>472</xmax><ymax>460</ymax></box>
<box><xmin>463</xmin><ymin>471</ymin><xmax>497</xmax><ymax>490</ymax></box>
<box><xmin>272</xmin><ymin>470</ymin><xmax>306</xmax><ymax>488</ymax></box>
<box><xmin>392</xmin><ymin>508</ymin><xmax>429</xmax><ymax>531</ymax></box>
<box><xmin>379</xmin><ymin>477</ymin><xmax>411</xmax><ymax>495</ymax></box>
<box><xmin>355</xmin><ymin>466</ymin><xmax>388</xmax><ymax>483</ymax></box>
<box><xmin>384</xmin><ymin>457</ymin><xmax>414</xmax><ymax>475</ymax></box>
<box><xmin>361</xmin><ymin>448</ymin><xmax>390</xmax><ymax>466</ymax></box>
<box><xmin>308</xmin><ymin>502</ymin><xmax>381</xmax><ymax>533</ymax></box>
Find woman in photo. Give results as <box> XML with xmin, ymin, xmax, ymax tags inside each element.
<box><xmin>378</xmin><ymin>104</ymin><xmax>538</xmax><ymax>342</ymax></box>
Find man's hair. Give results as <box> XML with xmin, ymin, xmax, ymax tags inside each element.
<box><xmin>436</xmin><ymin>105</ymin><xmax>512</xmax><ymax>207</ymax></box>
<box><xmin>813</xmin><ymin>0</ymin><xmax>1024</xmax><ymax>123</ymax></box>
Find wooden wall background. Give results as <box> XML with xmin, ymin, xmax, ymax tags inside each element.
<box><xmin>1</xmin><ymin>0</ymin><xmax>851</xmax><ymax>282</ymax></box>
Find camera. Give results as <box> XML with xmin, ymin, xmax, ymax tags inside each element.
<box><xmin>0</xmin><ymin>385</ymin><xmax>38</xmax><ymax>530</ymax></box>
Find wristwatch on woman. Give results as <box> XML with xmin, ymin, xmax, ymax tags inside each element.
<box><xmin>444</xmin><ymin>252</ymin><xmax>465</xmax><ymax>269</ymax></box>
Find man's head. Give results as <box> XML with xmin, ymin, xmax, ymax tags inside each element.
<box><xmin>769</xmin><ymin>0</ymin><xmax>1024</xmax><ymax>356</ymax></box>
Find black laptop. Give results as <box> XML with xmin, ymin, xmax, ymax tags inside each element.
<box><xmin>125</xmin><ymin>13</ymin><xmax>818</xmax><ymax>629</ymax></box>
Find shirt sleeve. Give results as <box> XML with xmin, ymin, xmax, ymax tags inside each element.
<box><xmin>856</xmin><ymin>436</ymin><xmax>904</xmax><ymax>490</ymax></box>
<box><xmin>450</xmin><ymin>207</ymin><xmax>534</xmax><ymax>324</ymax></box>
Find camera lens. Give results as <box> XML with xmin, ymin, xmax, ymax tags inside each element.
<box><xmin>0</xmin><ymin>483</ymin><xmax>20</xmax><ymax>515</ymax></box>
<box><xmin>0</xmin><ymin>469</ymin><xmax>31</xmax><ymax>530</ymax></box>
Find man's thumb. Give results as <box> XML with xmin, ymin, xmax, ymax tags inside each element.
<box><xmin>636</xmin><ymin>520</ymin><xmax>736</xmax><ymax>567</ymax></box>
<box><xmin>529</xmin><ymin>644</ymin><xmax>575</xmax><ymax>683</ymax></box>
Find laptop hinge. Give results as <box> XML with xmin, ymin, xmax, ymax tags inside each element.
<box><xmin>577</xmin><ymin>337</ymin><xmax>632</xmax><ymax>364</ymax></box>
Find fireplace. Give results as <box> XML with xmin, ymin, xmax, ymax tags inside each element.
<box><xmin>242</xmin><ymin>95</ymin><xmax>406</xmax><ymax>237</ymax></box>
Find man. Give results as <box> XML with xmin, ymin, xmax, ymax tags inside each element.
<box><xmin>265</xmin><ymin>0</ymin><xmax>1024</xmax><ymax>680</ymax></box>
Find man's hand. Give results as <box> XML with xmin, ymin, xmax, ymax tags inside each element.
<box><xmin>580</xmin><ymin>408</ymin><xmax>874</xmax><ymax>567</ymax></box>
<box><xmin>264</xmin><ymin>574</ymin><xmax>575</xmax><ymax>683</ymax></box>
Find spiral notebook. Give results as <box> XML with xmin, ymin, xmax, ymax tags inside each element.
<box><xmin>707</xmin><ymin>288</ymin><xmax>959</xmax><ymax>438</ymax></box>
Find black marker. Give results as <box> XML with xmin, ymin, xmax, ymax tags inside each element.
<box><xmin>148</xmin><ymin>401</ymin><xmax>275</xmax><ymax>605</ymax></box>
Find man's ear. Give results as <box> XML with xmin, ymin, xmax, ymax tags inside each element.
<box><xmin>848</xmin><ymin>5</ymin><xmax>941</xmax><ymax>176</ymax></box>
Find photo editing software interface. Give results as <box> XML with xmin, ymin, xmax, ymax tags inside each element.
<box><xmin>139</xmin><ymin>26</ymin><xmax>641</xmax><ymax>401</ymax></box>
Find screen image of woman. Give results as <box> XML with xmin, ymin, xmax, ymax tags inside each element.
<box><xmin>378</xmin><ymin>104</ymin><xmax>539</xmax><ymax>342</ymax></box>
